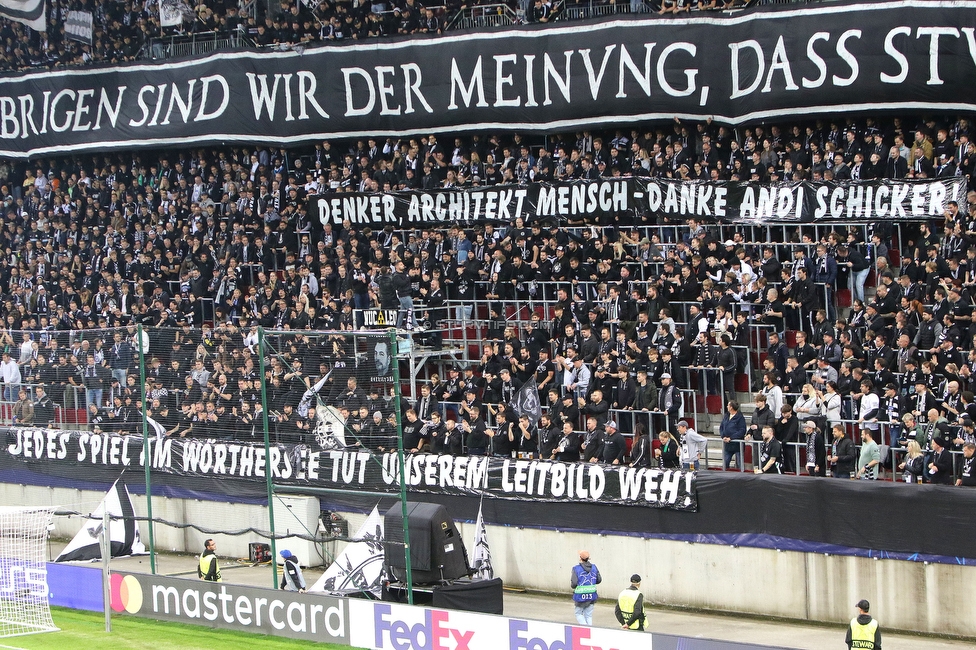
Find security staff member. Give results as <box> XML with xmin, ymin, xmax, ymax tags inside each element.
<box><xmin>846</xmin><ymin>599</ymin><xmax>882</xmax><ymax>649</ymax></box>
<box><xmin>199</xmin><ymin>538</ymin><xmax>221</xmax><ymax>582</ymax></box>
<box><xmin>614</xmin><ymin>574</ymin><xmax>646</xmax><ymax>630</ymax></box>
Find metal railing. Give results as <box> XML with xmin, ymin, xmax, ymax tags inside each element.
<box><xmin>143</xmin><ymin>29</ymin><xmax>254</xmax><ymax>61</ymax></box>
<box><xmin>557</xmin><ymin>0</ymin><xmax>653</xmax><ymax>21</ymax></box>
<box><xmin>0</xmin><ymin>382</ymin><xmax>81</xmax><ymax>428</ymax></box>
<box><xmin>417</xmin><ymin>390</ymin><xmax>969</xmax><ymax>486</ymax></box>
<box><xmin>446</xmin><ymin>4</ymin><xmax>521</xmax><ymax>30</ymax></box>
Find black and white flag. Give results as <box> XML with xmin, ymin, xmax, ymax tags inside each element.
<box><xmin>64</xmin><ymin>10</ymin><xmax>92</xmax><ymax>44</ymax></box>
<box><xmin>472</xmin><ymin>499</ymin><xmax>493</xmax><ymax>580</ymax></box>
<box><xmin>55</xmin><ymin>479</ymin><xmax>146</xmax><ymax>562</ymax></box>
<box><xmin>309</xmin><ymin>506</ymin><xmax>385</xmax><ymax>596</ymax></box>
<box><xmin>0</xmin><ymin>0</ymin><xmax>45</xmax><ymax>31</ymax></box>
<box><xmin>158</xmin><ymin>0</ymin><xmax>191</xmax><ymax>27</ymax></box>
<box><xmin>509</xmin><ymin>377</ymin><xmax>542</xmax><ymax>426</ymax></box>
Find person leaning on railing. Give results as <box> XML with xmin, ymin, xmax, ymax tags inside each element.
<box><xmin>10</xmin><ymin>388</ymin><xmax>33</xmax><ymax>425</ymax></box>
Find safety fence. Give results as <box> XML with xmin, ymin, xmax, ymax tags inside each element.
<box><xmin>415</xmin><ymin>394</ymin><xmax>971</xmax><ymax>485</ymax></box>
<box><xmin>0</xmin><ymin>325</ymin><xmax>416</xmax><ymax>599</ymax></box>
<box><xmin>143</xmin><ymin>29</ymin><xmax>253</xmax><ymax>61</ymax></box>
<box><xmin>445</xmin><ymin>4</ymin><xmax>521</xmax><ymax>30</ymax></box>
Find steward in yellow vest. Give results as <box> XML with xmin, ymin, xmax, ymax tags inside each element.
<box><xmin>846</xmin><ymin>599</ymin><xmax>881</xmax><ymax>649</ymax></box>
<box><xmin>198</xmin><ymin>538</ymin><xmax>221</xmax><ymax>582</ymax></box>
<box><xmin>614</xmin><ymin>574</ymin><xmax>646</xmax><ymax>631</ymax></box>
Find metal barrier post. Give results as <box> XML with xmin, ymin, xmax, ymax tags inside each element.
<box><xmin>136</xmin><ymin>325</ymin><xmax>156</xmax><ymax>574</ymax></box>
<box><xmin>391</xmin><ymin>330</ymin><xmax>415</xmax><ymax>605</ymax></box>
<box><xmin>257</xmin><ymin>327</ymin><xmax>278</xmax><ymax>590</ymax></box>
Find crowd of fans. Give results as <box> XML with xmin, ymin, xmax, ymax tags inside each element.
<box><xmin>0</xmin><ymin>0</ymin><xmax>733</xmax><ymax>72</ymax></box>
<box><xmin>1</xmin><ymin>0</ymin><xmax>459</xmax><ymax>71</ymax></box>
<box><xmin>0</xmin><ymin>109</ymin><xmax>971</xmax><ymax>485</ymax></box>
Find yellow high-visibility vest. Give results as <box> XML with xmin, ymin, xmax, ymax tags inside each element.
<box><xmin>849</xmin><ymin>617</ymin><xmax>878</xmax><ymax>649</ymax></box>
<box><xmin>617</xmin><ymin>588</ymin><xmax>643</xmax><ymax>629</ymax></box>
<box><xmin>199</xmin><ymin>553</ymin><xmax>221</xmax><ymax>582</ymax></box>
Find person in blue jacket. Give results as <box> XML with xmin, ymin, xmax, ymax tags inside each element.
<box><xmin>721</xmin><ymin>400</ymin><xmax>747</xmax><ymax>470</ymax></box>
<box><xmin>570</xmin><ymin>550</ymin><xmax>602</xmax><ymax>625</ymax></box>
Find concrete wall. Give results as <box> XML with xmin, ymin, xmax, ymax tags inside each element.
<box><xmin>8</xmin><ymin>483</ymin><xmax>973</xmax><ymax>638</ymax></box>
<box><xmin>450</xmin><ymin>521</ymin><xmax>976</xmax><ymax>639</ymax></box>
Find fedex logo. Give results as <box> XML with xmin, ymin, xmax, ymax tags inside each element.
<box><xmin>509</xmin><ymin>621</ymin><xmax>621</xmax><ymax>650</ymax></box>
<box><xmin>374</xmin><ymin>604</ymin><xmax>475</xmax><ymax>650</ymax></box>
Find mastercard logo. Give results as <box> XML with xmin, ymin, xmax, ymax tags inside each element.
<box><xmin>109</xmin><ymin>574</ymin><xmax>143</xmax><ymax>614</ymax></box>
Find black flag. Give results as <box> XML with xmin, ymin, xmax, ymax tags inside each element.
<box><xmin>509</xmin><ymin>377</ymin><xmax>542</xmax><ymax>426</ymax></box>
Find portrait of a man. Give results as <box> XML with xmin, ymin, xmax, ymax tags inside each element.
<box><xmin>374</xmin><ymin>340</ymin><xmax>391</xmax><ymax>377</ymax></box>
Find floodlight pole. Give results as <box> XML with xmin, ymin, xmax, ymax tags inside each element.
<box><xmin>137</xmin><ymin>324</ymin><xmax>156</xmax><ymax>575</ymax></box>
<box><xmin>390</xmin><ymin>330</ymin><xmax>413</xmax><ymax>604</ymax></box>
<box><xmin>258</xmin><ymin>327</ymin><xmax>279</xmax><ymax>590</ymax></box>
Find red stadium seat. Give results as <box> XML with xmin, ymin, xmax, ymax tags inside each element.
<box><xmin>837</xmin><ymin>289</ymin><xmax>852</xmax><ymax>308</ymax></box>
<box><xmin>705</xmin><ymin>395</ymin><xmax>723</xmax><ymax>414</ymax></box>
<box><xmin>734</xmin><ymin>374</ymin><xmax>750</xmax><ymax>392</ymax></box>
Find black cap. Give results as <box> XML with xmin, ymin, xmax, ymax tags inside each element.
<box><xmin>630</xmin><ymin>574</ymin><xmax>641</xmax><ymax>583</ymax></box>
<box><xmin>856</xmin><ymin>599</ymin><xmax>870</xmax><ymax>612</ymax></box>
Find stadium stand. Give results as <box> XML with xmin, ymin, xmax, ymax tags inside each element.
<box><xmin>0</xmin><ymin>0</ymin><xmax>975</xmax><ymax>485</ymax></box>
<box><xmin>0</xmin><ymin>0</ymin><xmax>767</xmax><ymax>70</ymax></box>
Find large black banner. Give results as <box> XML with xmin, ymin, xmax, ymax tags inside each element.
<box><xmin>311</xmin><ymin>177</ymin><xmax>966</xmax><ymax>226</ymax></box>
<box><xmin>1</xmin><ymin>1</ymin><xmax>976</xmax><ymax>157</ymax></box>
<box><xmin>2</xmin><ymin>428</ymin><xmax>697</xmax><ymax>511</ymax></box>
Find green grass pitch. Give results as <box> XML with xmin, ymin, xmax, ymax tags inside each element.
<box><xmin>0</xmin><ymin>607</ymin><xmax>358</xmax><ymax>650</ymax></box>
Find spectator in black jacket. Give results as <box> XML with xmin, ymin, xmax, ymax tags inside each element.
<box><xmin>516</xmin><ymin>415</ymin><xmax>538</xmax><ymax>457</ymax></box>
<box><xmin>655</xmin><ymin>431</ymin><xmax>680</xmax><ymax>469</ymax></box>
<box><xmin>776</xmin><ymin>403</ymin><xmax>800</xmax><ymax>474</ymax></box>
<box><xmin>489</xmin><ymin>411</ymin><xmax>517</xmax><ymax>457</ymax></box>
<box><xmin>956</xmin><ymin>443</ymin><xmax>976</xmax><ymax>486</ymax></box>
<box><xmin>629</xmin><ymin>425</ymin><xmax>652</xmax><ymax>468</ymax></box>
<box><xmin>580</xmin><ymin>389</ymin><xmax>609</xmax><ymax>426</ymax></box>
<box><xmin>714</xmin><ymin>334</ymin><xmax>737</xmax><ymax>402</ymax></box>
<box><xmin>33</xmin><ymin>386</ymin><xmax>56</xmax><ymax>427</ymax></box>
<box><xmin>927</xmin><ymin>436</ymin><xmax>954</xmax><ymax>484</ymax></box>
<box><xmin>463</xmin><ymin>407</ymin><xmax>490</xmax><ymax>456</ymax></box>
<box><xmin>613</xmin><ymin>366</ymin><xmax>636</xmax><ymax>414</ymax></box>
<box><xmin>754</xmin><ymin>425</ymin><xmax>783</xmax><ymax>474</ymax></box>
<box><xmin>601</xmin><ymin>421</ymin><xmax>627</xmax><ymax>465</ymax></box>
<box><xmin>829</xmin><ymin>425</ymin><xmax>857</xmax><ymax>478</ymax></box>
<box><xmin>747</xmin><ymin>393</ymin><xmax>776</xmax><ymax>438</ymax></box>
<box><xmin>538</xmin><ymin>414</ymin><xmax>559</xmax><ymax>459</ymax></box>
<box><xmin>554</xmin><ymin>421</ymin><xmax>581</xmax><ymax>462</ymax></box>
<box><xmin>580</xmin><ymin>417</ymin><xmax>605</xmax><ymax>463</ymax></box>
<box><xmin>802</xmin><ymin>419</ymin><xmax>827</xmax><ymax>477</ymax></box>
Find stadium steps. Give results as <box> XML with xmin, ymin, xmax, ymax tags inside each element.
<box><xmin>703</xmin><ymin>401</ymin><xmax>756</xmax><ymax>471</ymax></box>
